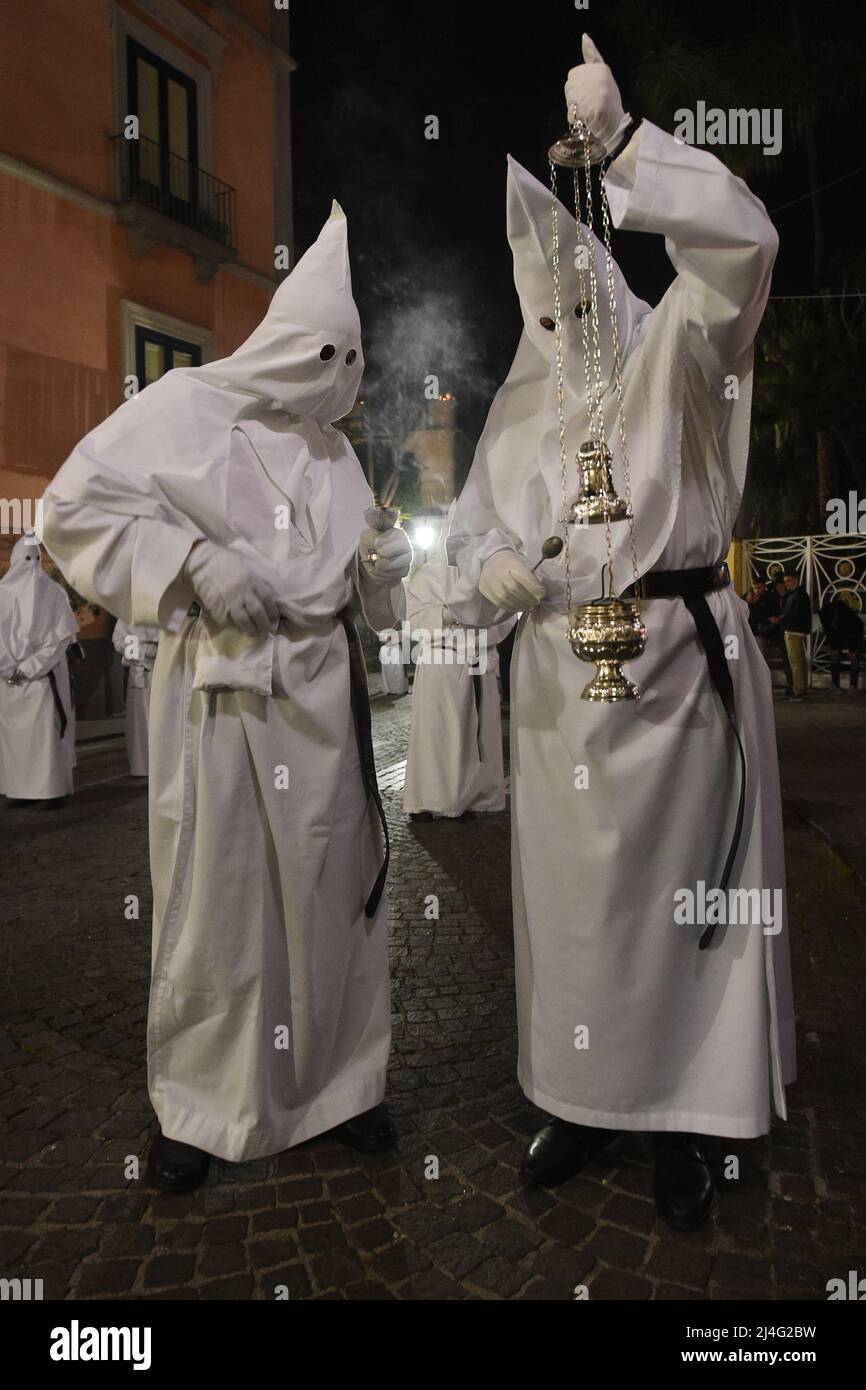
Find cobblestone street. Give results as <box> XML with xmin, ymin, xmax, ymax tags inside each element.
<box><xmin>1</xmin><ymin>689</ymin><xmax>864</xmax><ymax>1301</ymax></box>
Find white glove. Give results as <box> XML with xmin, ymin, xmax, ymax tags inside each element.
<box><xmin>479</xmin><ymin>550</ymin><xmax>545</xmax><ymax>615</ymax></box>
<box><xmin>564</xmin><ymin>34</ymin><xmax>631</xmax><ymax>157</ymax></box>
<box><xmin>358</xmin><ymin>526</ymin><xmax>412</xmax><ymax>586</ymax></box>
<box><xmin>183</xmin><ymin>541</ymin><xmax>280</xmax><ymax>636</ymax></box>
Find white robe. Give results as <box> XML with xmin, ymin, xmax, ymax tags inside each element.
<box><xmin>379</xmin><ymin>631</ymin><xmax>409</xmax><ymax>696</ymax></box>
<box><xmin>448</xmin><ymin>123</ymin><xmax>795</xmax><ymax>1139</ymax></box>
<box><xmin>112</xmin><ymin>621</ymin><xmax>159</xmax><ymax>777</ymax></box>
<box><xmin>0</xmin><ymin>535</ymin><xmax>77</xmax><ymax>800</ymax></box>
<box><xmin>42</xmin><ymin>204</ymin><xmax>403</xmax><ymax>1162</ymax></box>
<box><xmin>403</xmin><ymin>555</ymin><xmax>512</xmax><ymax>816</ymax></box>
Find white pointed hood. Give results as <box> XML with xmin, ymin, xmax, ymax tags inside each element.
<box><xmin>194</xmin><ymin>202</ymin><xmax>363</xmax><ymax>422</ymax></box>
<box><xmin>0</xmin><ymin>532</ymin><xmax>78</xmax><ymax>674</ymax></box>
<box><xmin>448</xmin><ymin>156</ymin><xmax>683</xmax><ymax>613</ymax></box>
<box><xmin>42</xmin><ymin>203</ymin><xmax>377</xmax><ymax>634</ymax></box>
<box><xmin>507</xmin><ymin>155</ymin><xmax>650</xmax><ymax>381</ymax></box>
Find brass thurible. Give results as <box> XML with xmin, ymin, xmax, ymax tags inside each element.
<box><xmin>567</xmin><ymin>596</ymin><xmax>647</xmax><ymax>703</ymax></box>
<box><xmin>565</xmin><ymin>440</ymin><xmax>632</xmax><ymax>526</ymax></box>
<box><xmin>549</xmin><ymin>105</ymin><xmax>646</xmax><ymax>703</ymax></box>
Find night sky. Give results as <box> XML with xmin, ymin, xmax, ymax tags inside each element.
<box><xmin>290</xmin><ymin>0</ymin><xmax>866</xmax><ymax>465</ymax></box>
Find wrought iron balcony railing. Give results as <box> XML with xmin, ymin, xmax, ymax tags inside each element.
<box><xmin>112</xmin><ymin>133</ymin><xmax>237</xmax><ymax>250</ymax></box>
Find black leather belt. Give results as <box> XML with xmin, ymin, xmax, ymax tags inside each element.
<box><xmin>625</xmin><ymin>562</ymin><xmax>731</xmax><ymax>602</ymax></box>
<box><xmin>471</xmin><ymin>673</ymin><xmax>483</xmax><ymax>758</ymax></box>
<box><xmin>47</xmin><ymin>669</ymin><xmax>68</xmax><ymax>740</ymax></box>
<box><xmin>623</xmin><ymin>562</ymin><xmax>745</xmax><ymax>951</ymax></box>
<box><xmin>340</xmin><ymin>613</ymin><xmax>389</xmax><ymax>919</ymax></box>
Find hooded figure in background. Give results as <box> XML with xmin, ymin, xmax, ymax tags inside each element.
<box><xmin>112</xmin><ymin>620</ymin><xmax>160</xmax><ymax>777</ymax></box>
<box><xmin>403</xmin><ymin>520</ymin><xmax>514</xmax><ymax>820</ymax></box>
<box><xmin>0</xmin><ymin>531</ymin><xmax>77</xmax><ymax>805</ymax></box>
<box><xmin>42</xmin><ymin>203</ymin><xmax>412</xmax><ymax>1189</ymax></box>
<box><xmin>379</xmin><ymin>626</ymin><xmax>409</xmax><ymax>697</ymax></box>
<box><xmin>447</xmin><ymin>38</ymin><xmax>795</xmax><ymax>1229</ymax></box>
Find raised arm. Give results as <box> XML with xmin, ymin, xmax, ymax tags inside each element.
<box><xmin>604</xmin><ymin>121</ymin><xmax>778</xmax><ymax>375</ymax></box>
<box><xmin>566</xmin><ymin>34</ymin><xmax>778</xmax><ymax>376</ymax></box>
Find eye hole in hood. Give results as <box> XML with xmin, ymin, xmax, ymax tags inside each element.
<box><xmin>188</xmin><ymin>201</ymin><xmax>365</xmax><ymax>423</ymax></box>
<box><xmin>507</xmin><ymin>156</ymin><xmax>651</xmax><ymax>369</ymax></box>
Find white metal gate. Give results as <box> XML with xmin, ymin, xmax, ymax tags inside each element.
<box><xmin>744</xmin><ymin>533</ymin><xmax>866</xmax><ymax>682</ymax></box>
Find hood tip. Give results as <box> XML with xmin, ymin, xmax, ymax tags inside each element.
<box><xmin>506</xmin><ymin>155</ymin><xmax>537</xmax><ymax>195</ymax></box>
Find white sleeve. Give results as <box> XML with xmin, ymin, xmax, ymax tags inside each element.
<box><xmin>17</xmin><ymin>634</ymin><xmax>73</xmax><ymax>682</ymax></box>
<box><xmin>444</xmin><ymin>451</ymin><xmax>523</xmax><ymax>630</ymax></box>
<box><xmin>605</xmin><ymin>120</ymin><xmax>778</xmax><ymax>376</ymax></box>
<box><xmin>42</xmin><ymin>492</ymin><xmax>202</xmax><ymax>631</ymax></box>
<box><xmin>111</xmin><ymin>620</ymin><xmax>129</xmax><ymax>657</ymax></box>
<box><xmin>352</xmin><ymin>552</ymin><xmax>404</xmax><ymax>636</ymax></box>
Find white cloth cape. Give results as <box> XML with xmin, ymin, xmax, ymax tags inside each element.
<box><xmin>403</xmin><ymin>551</ymin><xmax>513</xmax><ymax>816</ymax></box>
<box><xmin>0</xmin><ymin>534</ymin><xmax>77</xmax><ymax>799</ymax></box>
<box><xmin>113</xmin><ymin>621</ymin><xmax>159</xmax><ymax>776</ymax></box>
<box><xmin>42</xmin><ymin>204</ymin><xmax>401</xmax><ymax>1161</ymax></box>
<box><xmin>447</xmin><ymin>123</ymin><xmax>795</xmax><ymax>1138</ymax></box>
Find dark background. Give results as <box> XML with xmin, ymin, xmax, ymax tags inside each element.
<box><xmin>291</xmin><ymin>0</ymin><xmax>866</xmax><ymax>508</ymax></box>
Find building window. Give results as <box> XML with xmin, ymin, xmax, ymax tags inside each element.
<box><xmin>127</xmin><ymin>39</ymin><xmax>199</xmax><ymax>219</ymax></box>
<box><xmin>134</xmin><ymin>325</ymin><xmax>202</xmax><ymax>388</ymax></box>
<box><xmin>122</xmin><ymin>302</ymin><xmax>214</xmax><ymax>387</ymax></box>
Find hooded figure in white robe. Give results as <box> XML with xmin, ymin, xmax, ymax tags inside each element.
<box><xmin>0</xmin><ymin>532</ymin><xmax>77</xmax><ymax>802</ymax></box>
<box><xmin>379</xmin><ymin>627</ymin><xmax>409</xmax><ymax>696</ymax></box>
<box><xmin>112</xmin><ymin>620</ymin><xmax>159</xmax><ymax>777</ymax></box>
<box><xmin>41</xmin><ymin>204</ymin><xmax>411</xmax><ymax>1169</ymax></box>
<box><xmin>447</xmin><ymin>46</ymin><xmax>795</xmax><ymax>1157</ymax></box>
<box><xmin>403</xmin><ymin>541</ymin><xmax>514</xmax><ymax>818</ymax></box>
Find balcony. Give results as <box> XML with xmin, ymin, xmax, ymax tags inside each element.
<box><xmin>112</xmin><ymin>134</ymin><xmax>237</xmax><ymax>283</ymax></box>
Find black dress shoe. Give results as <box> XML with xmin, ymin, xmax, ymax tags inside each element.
<box><xmin>5</xmin><ymin>797</ymin><xmax>68</xmax><ymax>810</ymax></box>
<box><xmin>410</xmin><ymin>811</ymin><xmax>434</xmax><ymax>822</ymax></box>
<box><xmin>331</xmin><ymin>1104</ymin><xmax>397</xmax><ymax>1153</ymax></box>
<box><xmin>653</xmin><ymin>1133</ymin><xmax>714</xmax><ymax>1231</ymax></box>
<box><xmin>147</xmin><ymin>1128</ymin><xmax>211</xmax><ymax>1193</ymax></box>
<box><xmin>520</xmin><ymin>1118</ymin><xmax>617</xmax><ymax>1187</ymax></box>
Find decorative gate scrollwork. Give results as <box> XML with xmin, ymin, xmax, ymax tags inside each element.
<box><xmin>744</xmin><ymin>533</ymin><xmax>866</xmax><ymax>682</ymax></box>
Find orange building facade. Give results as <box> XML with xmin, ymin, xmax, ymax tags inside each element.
<box><xmin>0</xmin><ymin>0</ymin><xmax>295</xmax><ymax>579</ymax></box>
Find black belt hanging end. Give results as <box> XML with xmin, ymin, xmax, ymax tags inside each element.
<box><xmin>339</xmin><ymin>614</ymin><xmax>390</xmax><ymax>919</ymax></box>
<box><xmin>47</xmin><ymin>669</ymin><xmax>68</xmax><ymax>740</ymax></box>
<box><xmin>680</xmin><ymin>591</ymin><xmax>747</xmax><ymax>952</ymax></box>
<box><xmin>625</xmin><ymin>564</ymin><xmax>746</xmax><ymax>953</ymax></box>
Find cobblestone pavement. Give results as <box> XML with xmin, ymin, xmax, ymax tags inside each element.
<box><xmin>1</xmin><ymin>690</ymin><xmax>864</xmax><ymax>1301</ymax></box>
